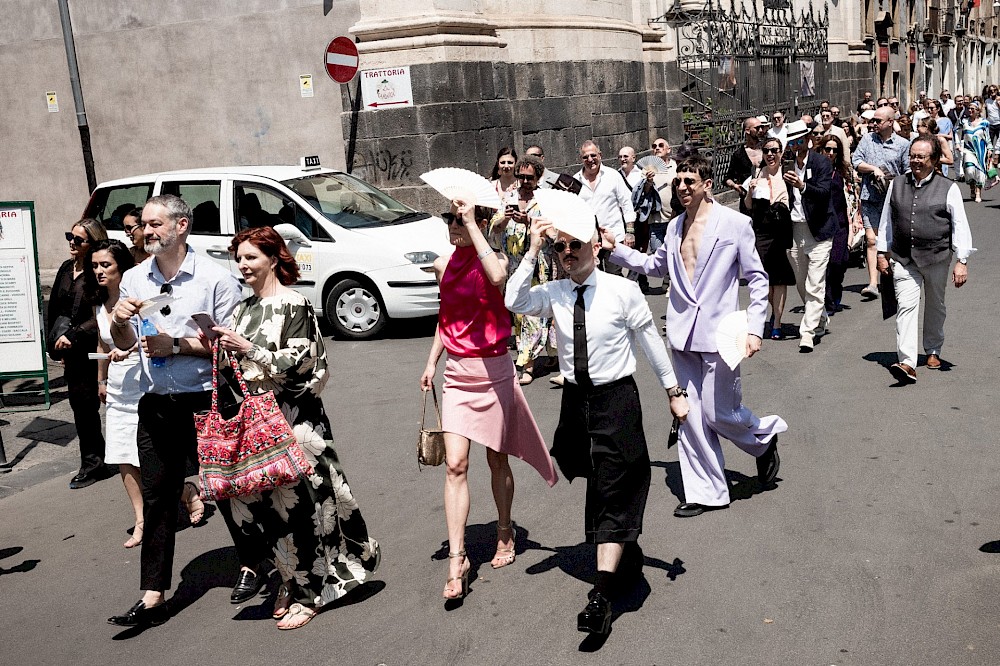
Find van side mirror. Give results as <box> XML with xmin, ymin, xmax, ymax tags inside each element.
<box><xmin>273</xmin><ymin>223</ymin><xmax>311</xmax><ymax>248</ymax></box>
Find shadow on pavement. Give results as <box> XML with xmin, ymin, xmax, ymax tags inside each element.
<box><xmin>0</xmin><ymin>545</ymin><xmax>40</xmax><ymax>577</ymax></box>
<box><xmin>979</xmin><ymin>541</ymin><xmax>1000</xmax><ymax>554</ymax></box>
<box><xmin>651</xmin><ymin>460</ymin><xmax>777</xmax><ymax>504</ymax></box>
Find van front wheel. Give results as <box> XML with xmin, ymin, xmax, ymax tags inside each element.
<box><xmin>325</xmin><ymin>278</ymin><xmax>387</xmax><ymax>339</ymax></box>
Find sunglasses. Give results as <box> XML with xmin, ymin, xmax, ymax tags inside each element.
<box><xmin>124</xmin><ymin>224</ymin><xmax>140</xmax><ymax>234</ymax></box>
<box><xmin>159</xmin><ymin>283</ymin><xmax>172</xmax><ymax>316</ymax></box>
<box><xmin>652</xmin><ymin>142</ymin><xmax>667</xmax><ymax>149</ymax></box>
<box><xmin>65</xmin><ymin>231</ymin><xmax>90</xmax><ymax>246</ymax></box>
<box><xmin>441</xmin><ymin>212</ymin><xmax>463</xmax><ymax>226</ymax></box>
<box><xmin>516</xmin><ymin>173</ymin><xmax>537</xmax><ymax>181</ymax></box>
<box><xmin>526</xmin><ymin>151</ymin><xmax>543</xmax><ymax>158</ymax></box>
<box><xmin>877</xmin><ymin>102</ymin><xmax>889</xmax><ymax>107</ymax></box>
<box><xmin>811</xmin><ymin>131</ymin><xmax>824</xmax><ymax>137</ymax></box>
<box><xmin>581</xmin><ymin>153</ymin><xmax>600</xmax><ymax>160</ymax></box>
<box><xmin>672</xmin><ymin>177</ymin><xmax>702</xmax><ymax>187</ymax></box>
<box><xmin>553</xmin><ymin>239</ymin><xmax>584</xmax><ymax>253</ymax></box>
<box><xmin>822</xmin><ymin>146</ymin><xmax>839</xmax><ymax>153</ymax></box>
<box><xmin>762</xmin><ymin>147</ymin><xmax>782</xmax><ymax>155</ymax></box>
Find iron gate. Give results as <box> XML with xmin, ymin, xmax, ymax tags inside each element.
<box><xmin>652</xmin><ymin>0</ymin><xmax>829</xmax><ymax>191</ymax></box>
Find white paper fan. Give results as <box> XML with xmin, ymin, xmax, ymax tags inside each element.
<box><xmin>419</xmin><ymin>168</ymin><xmax>503</xmax><ymax>210</ymax></box>
<box><xmin>715</xmin><ymin>309</ymin><xmax>749</xmax><ymax>371</ymax></box>
<box><xmin>531</xmin><ymin>189</ymin><xmax>598</xmax><ymax>242</ymax></box>
<box><xmin>637</xmin><ymin>155</ymin><xmax>670</xmax><ymax>174</ymax></box>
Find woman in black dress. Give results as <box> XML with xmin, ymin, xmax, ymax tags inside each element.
<box><xmin>49</xmin><ymin>217</ymin><xmax>109</xmax><ymax>488</ymax></box>
<box><xmin>817</xmin><ymin>134</ymin><xmax>859</xmax><ymax>315</ymax></box>
<box><xmin>743</xmin><ymin>137</ymin><xmax>796</xmax><ymax>340</ymax></box>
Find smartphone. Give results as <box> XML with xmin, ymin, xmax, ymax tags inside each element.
<box><xmin>190</xmin><ymin>312</ymin><xmax>220</xmax><ymax>341</ymax></box>
<box><xmin>781</xmin><ymin>158</ymin><xmax>795</xmax><ymax>174</ymax></box>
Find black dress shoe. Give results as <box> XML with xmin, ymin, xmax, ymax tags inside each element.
<box><xmin>756</xmin><ymin>435</ymin><xmax>780</xmax><ymax>486</ymax></box>
<box><xmin>577</xmin><ymin>590</ymin><xmax>612</xmax><ymax>635</ymax></box>
<box><xmin>69</xmin><ymin>471</ymin><xmax>97</xmax><ymax>490</ymax></box>
<box><xmin>107</xmin><ymin>600</ymin><xmax>169</xmax><ymax>627</ymax></box>
<box><xmin>231</xmin><ymin>568</ymin><xmax>265</xmax><ymax>603</ymax></box>
<box><xmin>673</xmin><ymin>502</ymin><xmax>729</xmax><ymax>518</ymax></box>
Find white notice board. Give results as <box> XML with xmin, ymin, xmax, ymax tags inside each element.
<box><xmin>0</xmin><ymin>203</ymin><xmax>46</xmax><ymax>375</ymax></box>
<box><xmin>360</xmin><ymin>67</ymin><xmax>414</xmax><ymax>110</ymax></box>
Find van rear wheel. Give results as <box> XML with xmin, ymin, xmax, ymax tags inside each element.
<box><xmin>325</xmin><ymin>278</ymin><xmax>387</xmax><ymax>339</ymax></box>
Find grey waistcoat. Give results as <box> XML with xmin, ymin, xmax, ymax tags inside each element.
<box><xmin>889</xmin><ymin>172</ymin><xmax>953</xmax><ymax>267</ymax></box>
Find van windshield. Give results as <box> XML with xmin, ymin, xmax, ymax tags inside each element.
<box><xmin>282</xmin><ymin>173</ymin><xmax>429</xmax><ymax>229</ymax></box>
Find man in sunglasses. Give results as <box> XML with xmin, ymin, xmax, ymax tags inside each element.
<box><xmin>782</xmin><ymin>120</ymin><xmax>835</xmax><ymax>353</ymax></box>
<box><xmin>605</xmin><ymin>154</ymin><xmax>786</xmax><ymax>519</ymax></box>
<box><xmin>630</xmin><ymin>137</ymin><xmax>678</xmax><ymax>293</ymax></box>
<box><xmin>525</xmin><ymin>144</ymin><xmax>562</xmax><ymax>190</ymax></box>
<box><xmin>574</xmin><ymin>140</ymin><xmax>636</xmax><ymax>257</ymax></box>
<box><xmin>767</xmin><ymin>111</ymin><xmax>788</xmax><ymax>147</ymax></box>
<box><xmin>506</xmin><ymin>212</ymin><xmax>689</xmax><ymax>635</ymax></box>
<box><xmin>108</xmin><ymin>194</ymin><xmax>243</xmax><ymax>628</ymax></box>
<box><xmin>852</xmin><ymin>106</ymin><xmax>910</xmax><ymax>300</ymax></box>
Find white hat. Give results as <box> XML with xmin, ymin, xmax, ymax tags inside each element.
<box><xmin>784</xmin><ymin>119</ymin><xmax>810</xmax><ymax>141</ymax></box>
<box><xmin>755</xmin><ymin>114</ymin><xmax>771</xmax><ymax>126</ymax></box>
<box><xmin>532</xmin><ymin>189</ymin><xmax>598</xmax><ymax>242</ymax></box>
<box><xmin>861</xmin><ymin>109</ymin><xmax>876</xmax><ymax>120</ymax></box>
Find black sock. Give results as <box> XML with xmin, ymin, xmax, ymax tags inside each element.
<box><xmin>594</xmin><ymin>570</ymin><xmax>615</xmax><ymax>597</ymax></box>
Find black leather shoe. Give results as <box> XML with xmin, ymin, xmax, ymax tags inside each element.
<box><xmin>69</xmin><ymin>471</ymin><xmax>97</xmax><ymax>490</ymax></box>
<box><xmin>673</xmin><ymin>502</ymin><xmax>729</xmax><ymax>518</ymax></box>
<box><xmin>756</xmin><ymin>435</ymin><xmax>780</xmax><ymax>486</ymax></box>
<box><xmin>231</xmin><ymin>568</ymin><xmax>265</xmax><ymax>603</ymax></box>
<box><xmin>577</xmin><ymin>590</ymin><xmax>612</xmax><ymax>635</ymax></box>
<box><xmin>107</xmin><ymin>600</ymin><xmax>169</xmax><ymax>627</ymax></box>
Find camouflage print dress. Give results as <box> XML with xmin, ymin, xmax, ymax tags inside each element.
<box><xmin>222</xmin><ymin>291</ymin><xmax>380</xmax><ymax>607</ymax></box>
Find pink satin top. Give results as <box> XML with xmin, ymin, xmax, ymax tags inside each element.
<box><xmin>439</xmin><ymin>245</ymin><xmax>511</xmax><ymax>358</ymax></box>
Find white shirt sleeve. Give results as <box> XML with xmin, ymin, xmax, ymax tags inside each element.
<box><xmin>947</xmin><ymin>183</ymin><xmax>976</xmax><ymax>261</ymax></box>
<box><xmin>631</xmin><ymin>322</ymin><xmax>678</xmax><ymax>389</ymax></box>
<box><xmin>876</xmin><ymin>181</ymin><xmax>894</xmax><ymax>252</ymax></box>
<box><xmin>503</xmin><ymin>253</ymin><xmax>554</xmax><ymax>317</ymax></box>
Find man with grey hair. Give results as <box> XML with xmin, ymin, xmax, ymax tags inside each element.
<box><xmin>574</xmin><ymin>140</ymin><xmax>635</xmax><ymax>248</ymax></box>
<box><xmin>107</xmin><ymin>194</ymin><xmax>243</xmax><ymax>627</ymax></box>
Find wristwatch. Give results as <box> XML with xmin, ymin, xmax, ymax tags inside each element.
<box><xmin>667</xmin><ymin>385</ymin><xmax>687</xmax><ymax>398</ymax></box>
<box><xmin>958</xmin><ymin>257</ymin><xmax>968</xmax><ymax>265</ymax></box>
<box><xmin>172</xmin><ymin>337</ymin><xmax>181</xmax><ymax>355</ymax></box>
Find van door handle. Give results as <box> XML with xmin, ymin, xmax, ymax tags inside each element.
<box><xmin>207</xmin><ymin>246</ymin><xmax>229</xmax><ymax>257</ymax></box>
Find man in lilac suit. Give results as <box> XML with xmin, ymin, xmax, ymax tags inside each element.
<box><xmin>606</xmin><ymin>154</ymin><xmax>787</xmax><ymax>517</ymax></box>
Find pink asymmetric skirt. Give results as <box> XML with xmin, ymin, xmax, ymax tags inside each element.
<box><xmin>442</xmin><ymin>354</ymin><xmax>558</xmax><ymax>487</ymax></box>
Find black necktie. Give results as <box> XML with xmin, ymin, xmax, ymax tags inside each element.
<box><xmin>573</xmin><ymin>285</ymin><xmax>592</xmax><ymax>388</ymax></box>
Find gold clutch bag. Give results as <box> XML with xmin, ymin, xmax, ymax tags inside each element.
<box><xmin>418</xmin><ymin>385</ymin><xmax>446</xmax><ymax>468</ymax></box>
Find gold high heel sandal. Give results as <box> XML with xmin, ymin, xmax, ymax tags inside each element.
<box><xmin>443</xmin><ymin>549</ymin><xmax>470</xmax><ymax>599</ymax></box>
<box><xmin>491</xmin><ymin>524</ymin><xmax>516</xmax><ymax>569</ymax></box>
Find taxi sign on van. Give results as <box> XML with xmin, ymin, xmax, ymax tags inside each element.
<box><xmin>300</xmin><ymin>155</ymin><xmax>321</xmax><ymax>169</ymax></box>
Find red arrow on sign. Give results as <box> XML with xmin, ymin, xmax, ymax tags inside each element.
<box><xmin>325</xmin><ymin>36</ymin><xmax>359</xmax><ymax>84</ymax></box>
<box><xmin>367</xmin><ymin>100</ymin><xmax>411</xmax><ymax>108</ymax></box>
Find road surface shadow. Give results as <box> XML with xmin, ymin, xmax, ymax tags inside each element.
<box><xmin>979</xmin><ymin>541</ymin><xmax>1000</xmax><ymax>554</ymax></box>
<box><xmin>651</xmin><ymin>460</ymin><xmax>778</xmax><ymax>503</ymax></box>
<box><xmin>0</xmin><ymin>545</ymin><xmax>39</xmax><ymax>577</ymax></box>
<box><xmin>863</xmin><ymin>350</ymin><xmax>955</xmax><ymax>385</ymax></box>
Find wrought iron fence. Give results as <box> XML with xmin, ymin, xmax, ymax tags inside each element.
<box><xmin>652</xmin><ymin>0</ymin><xmax>828</xmax><ymax>191</ymax></box>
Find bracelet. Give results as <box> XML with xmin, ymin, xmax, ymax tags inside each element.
<box><xmin>478</xmin><ymin>248</ymin><xmax>494</xmax><ymax>260</ymax></box>
<box><xmin>97</xmin><ymin>380</ymin><xmax>107</xmax><ymax>385</ymax></box>
<box><xmin>112</xmin><ymin>317</ymin><xmax>129</xmax><ymax>329</ymax></box>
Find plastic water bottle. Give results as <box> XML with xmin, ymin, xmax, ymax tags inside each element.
<box><xmin>141</xmin><ymin>318</ymin><xmax>166</xmax><ymax>368</ymax></box>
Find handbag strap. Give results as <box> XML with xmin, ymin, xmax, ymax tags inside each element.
<box><xmin>421</xmin><ymin>384</ymin><xmax>443</xmax><ymax>429</ymax></box>
<box><xmin>210</xmin><ymin>340</ymin><xmax>251</xmax><ymax>412</ymax></box>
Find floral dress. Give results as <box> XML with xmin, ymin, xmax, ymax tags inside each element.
<box><xmin>491</xmin><ymin>200</ymin><xmax>558</xmax><ymax>367</ymax></box>
<box><xmin>223</xmin><ymin>292</ymin><xmax>380</xmax><ymax>607</ymax></box>
<box><xmin>962</xmin><ymin>118</ymin><xmax>992</xmax><ymax>187</ymax></box>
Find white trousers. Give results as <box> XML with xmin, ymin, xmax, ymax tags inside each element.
<box><xmin>672</xmin><ymin>350</ymin><xmax>788</xmax><ymax>506</ymax></box>
<box><xmin>787</xmin><ymin>222</ymin><xmax>833</xmax><ymax>340</ymax></box>
<box><xmin>892</xmin><ymin>256</ymin><xmax>950</xmax><ymax>368</ymax></box>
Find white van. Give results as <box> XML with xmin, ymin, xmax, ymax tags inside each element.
<box><xmin>83</xmin><ymin>161</ymin><xmax>452</xmax><ymax>339</ymax></box>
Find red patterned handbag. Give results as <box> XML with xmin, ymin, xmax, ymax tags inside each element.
<box><xmin>195</xmin><ymin>341</ymin><xmax>314</xmax><ymax>501</ymax></box>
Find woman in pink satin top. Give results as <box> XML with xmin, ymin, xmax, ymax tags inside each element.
<box><xmin>420</xmin><ymin>199</ymin><xmax>557</xmax><ymax>601</ymax></box>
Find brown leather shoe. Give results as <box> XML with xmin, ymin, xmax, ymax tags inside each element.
<box><xmin>890</xmin><ymin>362</ymin><xmax>917</xmax><ymax>384</ymax></box>
<box><xmin>925</xmin><ymin>354</ymin><xmax>942</xmax><ymax>369</ymax></box>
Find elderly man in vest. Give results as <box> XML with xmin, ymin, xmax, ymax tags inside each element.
<box><xmin>876</xmin><ymin>136</ymin><xmax>975</xmax><ymax>384</ymax></box>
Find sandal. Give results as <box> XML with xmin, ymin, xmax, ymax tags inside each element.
<box><xmin>770</xmin><ymin>327</ymin><xmax>784</xmax><ymax>341</ymax></box>
<box><xmin>272</xmin><ymin>583</ymin><xmax>292</xmax><ymax>619</ymax></box>
<box><xmin>124</xmin><ymin>521</ymin><xmax>143</xmax><ymax>549</ymax></box>
<box><xmin>443</xmin><ymin>549</ymin><xmax>470</xmax><ymax>599</ymax></box>
<box><xmin>182</xmin><ymin>481</ymin><xmax>205</xmax><ymax>526</ymax></box>
<box><xmin>491</xmin><ymin>524</ymin><xmax>516</xmax><ymax>569</ymax></box>
<box><xmin>276</xmin><ymin>603</ymin><xmax>316</xmax><ymax>630</ymax></box>
<box><xmin>518</xmin><ymin>368</ymin><xmax>534</xmax><ymax>385</ymax></box>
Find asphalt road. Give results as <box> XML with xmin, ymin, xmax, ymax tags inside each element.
<box><xmin>1</xmin><ymin>190</ymin><xmax>999</xmax><ymax>666</ymax></box>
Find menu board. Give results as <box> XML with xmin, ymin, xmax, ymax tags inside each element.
<box><xmin>0</xmin><ymin>203</ymin><xmax>45</xmax><ymax>375</ymax></box>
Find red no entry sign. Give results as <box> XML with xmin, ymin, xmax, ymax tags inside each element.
<box><xmin>325</xmin><ymin>36</ymin><xmax>359</xmax><ymax>84</ymax></box>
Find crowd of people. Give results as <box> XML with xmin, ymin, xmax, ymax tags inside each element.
<box><xmin>46</xmin><ymin>84</ymin><xmax>981</xmax><ymax>639</ymax></box>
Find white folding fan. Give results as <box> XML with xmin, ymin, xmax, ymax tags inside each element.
<box><xmin>636</xmin><ymin>155</ymin><xmax>670</xmax><ymax>174</ymax></box>
<box><xmin>532</xmin><ymin>189</ymin><xmax>598</xmax><ymax>242</ymax></box>
<box><xmin>419</xmin><ymin>167</ymin><xmax>503</xmax><ymax>210</ymax></box>
<box><xmin>715</xmin><ymin>309</ymin><xmax>749</xmax><ymax>371</ymax></box>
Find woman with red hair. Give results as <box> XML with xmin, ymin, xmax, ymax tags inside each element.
<box><xmin>208</xmin><ymin>226</ymin><xmax>381</xmax><ymax>629</ymax></box>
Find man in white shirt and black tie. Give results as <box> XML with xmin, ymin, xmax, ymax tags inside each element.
<box><xmin>506</xmin><ymin>214</ymin><xmax>689</xmax><ymax>637</ymax></box>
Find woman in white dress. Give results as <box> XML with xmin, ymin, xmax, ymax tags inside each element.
<box><xmin>87</xmin><ymin>240</ymin><xmax>207</xmax><ymax>547</ymax></box>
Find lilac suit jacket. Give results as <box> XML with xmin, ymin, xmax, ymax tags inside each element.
<box><xmin>611</xmin><ymin>203</ymin><xmax>769</xmax><ymax>353</ymax></box>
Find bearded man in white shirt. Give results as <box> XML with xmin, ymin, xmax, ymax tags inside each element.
<box><xmin>506</xmin><ymin>214</ymin><xmax>688</xmax><ymax>637</ymax></box>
